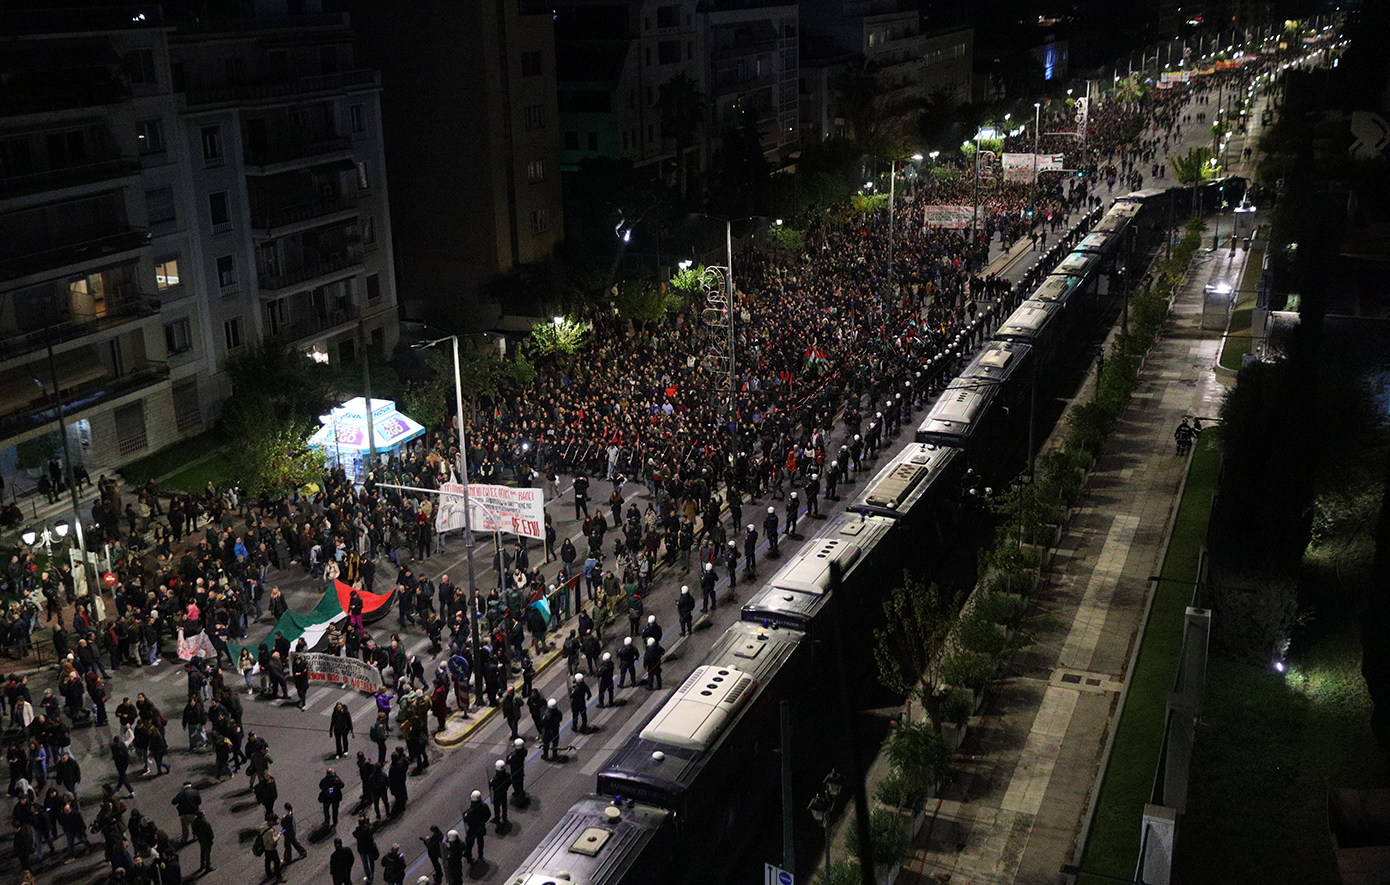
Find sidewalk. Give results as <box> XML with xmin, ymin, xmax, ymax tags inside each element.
<box><xmin>896</xmin><ymin>215</ymin><xmax>1245</xmax><ymax>885</ymax></box>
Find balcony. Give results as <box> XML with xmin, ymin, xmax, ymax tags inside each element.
<box><xmin>0</xmin><ymin>156</ymin><xmax>142</xmax><ymax>201</ymax></box>
<box><xmin>184</xmin><ymin>69</ymin><xmax>380</xmax><ymax>108</ymax></box>
<box><xmin>0</xmin><ymin>294</ymin><xmax>160</xmax><ymax>365</ymax></box>
<box><xmin>243</xmin><ymin>136</ymin><xmax>352</xmax><ymax>174</ymax></box>
<box><xmin>268</xmin><ymin>302</ymin><xmax>359</xmax><ymax>344</ymax></box>
<box><xmin>0</xmin><ymin>362</ymin><xmax>169</xmax><ymax>443</ymax></box>
<box><xmin>258</xmin><ymin>246</ymin><xmax>362</xmax><ymax>293</ymax></box>
<box><xmin>250</xmin><ymin>192</ymin><xmax>358</xmax><ymax>234</ymax></box>
<box><xmin>0</xmin><ymin>229</ymin><xmax>150</xmax><ymax>283</ymax></box>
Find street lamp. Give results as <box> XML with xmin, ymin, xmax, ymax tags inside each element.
<box><xmin>808</xmin><ymin>769</ymin><xmax>844</xmax><ymax>872</ymax></box>
<box><xmin>412</xmin><ymin>332</ymin><xmax>487</xmax><ymax>705</ymax></box>
<box><xmin>22</xmin><ymin>520</ymin><xmax>69</xmax><ymax>556</ymax></box>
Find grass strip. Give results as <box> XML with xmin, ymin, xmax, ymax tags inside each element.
<box><xmin>1081</xmin><ymin>430</ymin><xmax>1222</xmax><ymax>877</ymax></box>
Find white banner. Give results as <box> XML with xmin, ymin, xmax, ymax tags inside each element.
<box><xmin>1002</xmin><ymin>153</ymin><xmax>1066</xmax><ymax>182</ymax></box>
<box><xmin>177</xmin><ymin>629</ymin><xmax>217</xmax><ymax>662</ymax></box>
<box><xmin>435</xmin><ymin>482</ymin><xmax>546</xmax><ymax>540</ymax></box>
<box><xmin>923</xmin><ymin>205</ymin><xmax>975</xmax><ymax>229</ymax></box>
<box><xmin>301</xmin><ymin>652</ymin><xmax>386</xmax><ymax>693</ymax></box>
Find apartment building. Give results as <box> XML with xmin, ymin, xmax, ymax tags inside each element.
<box><xmin>703</xmin><ymin>1</ymin><xmax>800</xmax><ymax>163</ymax></box>
<box><xmin>0</xmin><ymin>2</ymin><xmax>396</xmax><ymax>477</ymax></box>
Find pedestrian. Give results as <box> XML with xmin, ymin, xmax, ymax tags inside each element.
<box><xmin>255</xmin><ymin>772</ymin><xmax>279</xmax><ymax>819</ymax></box>
<box><xmin>644</xmin><ymin>637</ymin><xmax>664</xmax><ymax>690</ymax></box>
<box><xmin>171</xmin><ymin>780</ymin><xmax>201</xmax><ymax>842</ymax></box>
<box><xmin>254</xmin><ymin>814</ymin><xmax>284</xmax><ymax>882</ymax></box>
<box><xmin>382</xmin><ymin>842</ymin><xmax>407</xmax><ymax>885</ymax></box>
<box><xmin>462</xmin><ymin>791</ymin><xmax>489</xmax><ymax>863</ymax></box>
<box><xmin>700</xmin><ymin>561</ymin><xmax>718</xmax><ymax>612</ymax></box>
<box><xmin>489</xmin><ymin>760</ymin><xmax>510</xmax><ymax>827</ymax></box>
<box><xmin>330</xmin><ymin>702</ymin><xmax>354</xmax><ymax>757</ymax></box>
<box><xmin>319</xmin><ymin>767</ymin><xmax>345</xmax><ymax>827</ymax></box>
<box><xmin>329</xmin><ymin>836</ymin><xmax>355</xmax><ymax>885</ymax></box>
<box><xmin>500</xmin><ymin>687</ymin><xmax>522</xmax><ymax>740</ymax></box>
<box><xmin>281</xmin><ymin>802</ymin><xmax>308</xmax><ymax>863</ymax></box>
<box><xmin>420</xmin><ymin>825</ymin><xmax>444</xmax><ymax>884</ymax></box>
<box><xmin>354</xmin><ymin>814</ymin><xmax>380</xmax><ymax>883</ymax></box>
<box><xmin>192</xmin><ymin>809</ymin><xmax>215</xmax><ymax>873</ymax></box>
<box><xmin>110</xmin><ymin>733</ymin><xmax>134</xmax><ymax>797</ymax></box>
<box><xmin>369</xmin><ymin>713</ymin><xmax>389</xmax><ymax>765</ymax></box>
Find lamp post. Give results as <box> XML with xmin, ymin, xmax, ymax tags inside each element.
<box><xmin>34</xmin><ymin>336</ymin><xmax>91</xmax><ymax>597</ymax></box>
<box><xmin>413</xmin><ymin>333</ymin><xmax>485</xmax><ymax>705</ymax></box>
<box><xmin>1032</xmin><ymin>102</ymin><xmax>1041</xmax><ymax>222</ymax></box>
<box><xmin>22</xmin><ymin>520</ymin><xmax>70</xmax><ymax>557</ymax></box>
<box><xmin>808</xmin><ymin>769</ymin><xmax>844</xmax><ymax>873</ymax></box>
<box><xmin>886</xmin><ymin>154</ymin><xmax>923</xmax><ymax>306</ymax></box>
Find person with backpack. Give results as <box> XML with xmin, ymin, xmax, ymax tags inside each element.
<box><xmin>253</xmin><ymin>814</ymin><xmax>284</xmax><ymax>881</ymax></box>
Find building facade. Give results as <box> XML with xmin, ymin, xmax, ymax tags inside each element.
<box><xmin>352</xmin><ymin>0</ymin><xmax>565</xmax><ymax>326</ymax></box>
<box><xmin>0</xmin><ymin>2</ymin><xmax>397</xmax><ymax>478</ymax></box>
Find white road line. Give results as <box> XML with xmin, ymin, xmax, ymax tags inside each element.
<box><xmin>1058</xmin><ymin>513</ymin><xmax>1138</xmax><ymax>671</ymax></box>
<box><xmin>999</xmin><ymin>685</ymin><xmax>1080</xmax><ymax>816</ymax></box>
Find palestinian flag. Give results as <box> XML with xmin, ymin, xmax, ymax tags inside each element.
<box><xmin>225</xmin><ymin>580</ymin><xmax>396</xmax><ymax>662</ymax></box>
<box><xmin>803</xmin><ymin>346</ymin><xmax>830</xmax><ymax>373</ymax></box>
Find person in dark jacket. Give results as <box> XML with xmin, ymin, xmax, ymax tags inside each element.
<box><xmin>381</xmin><ymin>842</ymin><xmax>407</xmax><ymax>885</ymax></box>
<box><xmin>419</xmin><ymin>825</ymin><xmax>444</xmax><ymax>884</ymax></box>
<box><xmin>319</xmin><ymin>767</ymin><xmax>345</xmax><ymax>826</ymax></box>
<box><xmin>462</xmin><ymin>791</ymin><xmax>489</xmax><ymax>863</ymax></box>
<box><xmin>353</xmin><ymin>815</ymin><xmax>379</xmax><ymax>882</ymax></box>
<box><xmin>329</xmin><ymin>836</ymin><xmax>355</xmax><ymax>885</ymax></box>
<box><xmin>488</xmin><ymin>760</ymin><xmax>510</xmax><ymax>827</ymax></box>
<box><xmin>109</xmin><ymin>734</ymin><xmax>134</xmax><ymax>796</ymax></box>
<box><xmin>329</xmin><ymin>702</ymin><xmax>354</xmax><ymax>757</ymax></box>
<box><xmin>281</xmin><ymin>802</ymin><xmax>307</xmax><ymax>863</ymax></box>
<box><xmin>192</xmin><ymin>810</ymin><xmax>215</xmax><ymax>873</ymax></box>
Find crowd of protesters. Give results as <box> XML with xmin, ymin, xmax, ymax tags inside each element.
<box><xmin>0</xmin><ymin>68</ymin><xmax>1236</xmax><ymax>884</ymax></box>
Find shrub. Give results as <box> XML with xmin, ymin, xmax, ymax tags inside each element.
<box><xmin>939</xmin><ymin>650</ymin><xmax>997</xmax><ymax>691</ymax></box>
<box><xmin>813</xmin><ymin>861</ymin><xmax>862</xmax><ymax>885</ymax></box>
<box><xmin>973</xmin><ymin>592</ymin><xmax>1028</xmax><ymax>627</ymax></box>
<box><xmin>847</xmin><ymin>807</ymin><xmax>911</xmax><ymax>864</ymax></box>
<box><xmin>886</xmin><ymin>718</ymin><xmax>952</xmax><ymax>797</ymax></box>
<box><xmin>940</xmin><ymin>686</ymin><xmax>975</xmax><ymax>726</ymax></box>
<box><xmin>955</xmin><ymin>612</ymin><xmax>1007</xmax><ymax>659</ymax></box>
<box><xmin>874</xmin><ymin>770</ymin><xmax>920</xmax><ymax>808</ymax></box>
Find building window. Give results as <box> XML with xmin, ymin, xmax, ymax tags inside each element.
<box><xmin>155</xmin><ymin>257</ymin><xmax>180</xmax><ymax>291</ymax></box>
<box><xmin>530</xmin><ymin>209</ymin><xmax>550</xmax><ymax>234</ymax></box>
<box><xmin>564</xmin><ymin>131</ymin><xmax>579</xmax><ymax>150</ymax></box>
<box><xmin>520</xmin><ymin>51</ymin><xmax>542</xmax><ymax>77</ymax></box>
<box><xmin>114</xmin><ymin>401</ymin><xmax>148</xmax><ymax>456</ymax></box>
<box><xmin>146</xmin><ymin>187</ymin><xmax>175</xmax><ymax>224</ymax></box>
<box><xmin>216</xmin><ymin>254</ymin><xmax>236</xmax><ymax>289</ymax></box>
<box><xmin>224</xmin><ymin>316</ymin><xmax>244</xmax><ymax>351</ymax></box>
<box><xmin>656</xmin><ymin>4</ymin><xmax>679</xmax><ymax>27</ymax></box>
<box><xmin>362</xmin><ymin>216</ymin><xmax>376</xmax><ymax>248</ymax></box>
<box><xmin>366</xmin><ymin>272</ymin><xmax>381</xmax><ymax>302</ymax></box>
<box><xmin>527</xmin><ymin>159</ymin><xmax>546</xmax><ymax>183</ymax></box>
<box><xmin>173</xmin><ymin>380</ymin><xmax>202</xmax><ymax>433</ymax></box>
<box><xmin>136</xmin><ymin>119</ymin><xmax>164</xmax><ymax>154</ymax></box>
<box><xmin>201</xmin><ymin>126</ymin><xmax>222</xmax><ymax>164</ymax></box>
<box><xmin>588</xmin><ymin>132</ymin><xmax>598</xmax><ymax>151</ymax></box>
<box><xmin>338</xmin><ymin>339</ymin><xmax>356</xmax><ymax>364</ymax></box>
<box><xmin>125</xmin><ymin>49</ymin><xmax>156</xmax><ymax>86</ymax></box>
<box><xmin>208</xmin><ymin>191</ymin><xmax>230</xmax><ymax>227</ymax></box>
<box><xmin>524</xmin><ymin>104</ymin><xmax>544</xmax><ymax>131</ymax></box>
<box><xmin>658</xmin><ymin>41</ymin><xmax>680</xmax><ymax>65</ymax></box>
<box><xmin>164</xmin><ymin>318</ymin><xmax>192</xmax><ymax>354</ymax></box>
<box><xmin>356</xmin><ymin>161</ymin><xmax>370</xmax><ymax>190</ymax></box>
<box><xmin>350</xmin><ymin>105</ymin><xmax>366</xmax><ymax>133</ymax></box>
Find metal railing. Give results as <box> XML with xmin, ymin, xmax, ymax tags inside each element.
<box><xmin>186</xmin><ymin>69</ymin><xmax>379</xmax><ymax>106</ymax></box>
<box><xmin>244</xmin><ymin>135</ymin><xmax>351</xmax><ymax>169</ymax></box>
<box><xmin>0</xmin><ymin>156</ymin><xmax>142</xmax><ymax>199</ymax></box>
<box><xmin>250</xmin><ymin>192</ymin><xmax>358</xmax><ymax>231</ymax></box>
<box><xmin>0</xmin><ymin>295</ymin><xmax>161</xmax><ymax>364</ymax></box>
<box><xmin>0</xmin><ymin>363</ymin><xmax>169</xmax><ymax>441</ymax></box>
<box><xmin>258</xmin><ymin>246</ymin><xmax>362</xmax><ymax>292</ymax></box>
<box><xmin>267</xmin><ymin>303</ymin><xmax>360</xmax><ymax>343</ymax></box>
<box><xmin>0</xmin><ymin>229</ymin><xmax>150</xmax><ymax>282</ymax></box>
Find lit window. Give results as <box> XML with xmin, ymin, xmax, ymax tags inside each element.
<box><xmin>155</xmin><ymin>258</ymin><xmax>180</xmax><ymax>290</ymax></box>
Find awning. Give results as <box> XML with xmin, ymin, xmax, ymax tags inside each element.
<box><xmin>307</xmin><ymin>396</ymin><xmax>425</xmax><ymax>452</ymax></box>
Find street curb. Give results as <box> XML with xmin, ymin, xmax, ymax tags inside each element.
<box><xmin>433</xmin><ymin>644</ymin><xmax>565</xmax><ymax>747</ymax></box>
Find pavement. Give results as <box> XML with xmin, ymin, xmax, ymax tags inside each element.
<box><xmin>892</xmin><ymin>86</ymin><xmax>1270</xmax><ymax>885</ymax></box>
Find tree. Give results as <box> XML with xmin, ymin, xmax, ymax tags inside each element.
<box><xmin>873</xmin><ymin>570</ymin><xmax>960</xmax><ymax>723</ymax></box>
<box><xmin>656</xmin><ymin>73</ymin><xmax>707</xmax><ymax>199</ymax></box>
<box><xmin>222</xmin><ymin>340</ymin><xmax>346</xmax><ymax>426</ymax></box>
<box><xmin>233</xmin><ymin>418</ymin><xmax>323</xmax><ymax>498</ymax></box>
<box><xmin>1169</xmin><ymin>146</ymin><xmax>1216</xmax><ymax>216</ymax></box>
<box><xmin>530</xmin><ymin>316</ymin><xmax>593</xmax><ymax>356</ymax></box>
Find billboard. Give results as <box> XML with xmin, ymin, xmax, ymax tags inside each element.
<box><xmin>436</xmin><ymin>482</ymin><xmax>546</xmax><ymax>540</ymax></box>
<box><xmin>923</xmin><ymin>205</ymin><xmax>975</xmax><ymax>229</ymax></box>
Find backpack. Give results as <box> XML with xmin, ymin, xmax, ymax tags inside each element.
<box><xmin>252</xmin><ymin>836</ymin><xmax>264</xmax><ymax>856</ymax></box>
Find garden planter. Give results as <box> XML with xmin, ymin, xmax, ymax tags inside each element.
<box><xmin>941</xmin><ymin>721</ymin><xmax>967</xmax><ymax>753</ymax></box>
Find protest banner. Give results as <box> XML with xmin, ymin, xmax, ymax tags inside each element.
<box><xmin>301</xmin><ymin>652</ymin><xmax>386</xmax><ymax>692</ymax></box>
<box><xmin>435</xmin><ymin>482</ymin><xmax>545</xmax><ymax>540</ymax></box>
<box><xmin>923</xmin><ymin>205</ymin><xmax>974</xmax><ymax>229</ymax></box>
